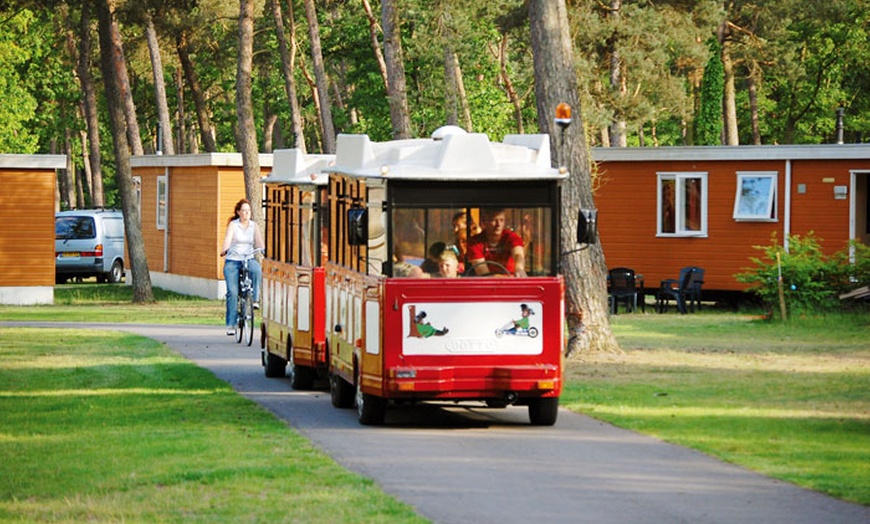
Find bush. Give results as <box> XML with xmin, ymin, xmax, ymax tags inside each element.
<box><xmin>735</xmin><ymin>233</ymin><xmax>869</xmax><ymax>318</ymax></box>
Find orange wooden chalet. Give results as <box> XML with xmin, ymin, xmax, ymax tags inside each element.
<box><xmin>591</xmin><ymin>144</ymin><xmax>870</xmax><ymax>297</ymax></box>
<box><xmin>0</xmin><ymin>154</ymin><xmax>66</xmax><ymax>305</ymax></box>
<box><xmin>130</xmin><ymin>153</ymin><xmax>272</xmax><ymax>299</ymax></box>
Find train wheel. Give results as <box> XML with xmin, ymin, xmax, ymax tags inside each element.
<box><xmin>528</xmin><ymin>397</ymin><xmax>559</xmax><ymax>426</ymax></box>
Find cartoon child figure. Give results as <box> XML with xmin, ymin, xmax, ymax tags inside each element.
<box><xmin>412</xmin><ymin>310</ymin><xmax>449</xmax><ymax>338</ymax></box>
<box><xmin>508</xmin><ymin>303</ymin><xmax>534</xmax><ymax>334</ymax></box>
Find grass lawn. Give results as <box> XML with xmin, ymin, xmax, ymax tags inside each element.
<box><xmin>2</xmin><ymin>283</ymin><xmax>868</xmax><ymax>510</ymax></box>
<box><xmin>0</xmin><ymin>283</ymin><xmax>223</xmax><ymax>325</ymax></box>
<box><xmin>0</xmin><ymin>327</ymin><xmax>428</xmax><ymax>523</ymax></box>
<box><xmin>562</xmin><ymin>310</ymin><xmax>870</xmax><ymax>505</ymax></box>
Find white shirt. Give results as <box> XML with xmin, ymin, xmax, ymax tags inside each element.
<box><xmin>225</xmin><ymin>219</ymin><xmax>258</xmax><ymax>261</ymax></box>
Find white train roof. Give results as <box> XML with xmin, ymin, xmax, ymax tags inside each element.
<box><xmin>328</xmin><ymin>127</ymin><xmax>567</xmax><ymax>181</ymax></box>
<box><xmin>264</xmin><ymin>149</ymin><xmax>334</xmax><ymax>185</ymax></box>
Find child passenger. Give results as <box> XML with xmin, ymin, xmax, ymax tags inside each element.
<box><xmin>438</xmin><ymin>248</ymin><xmax>460</xmax><ymax>278</ymax></box>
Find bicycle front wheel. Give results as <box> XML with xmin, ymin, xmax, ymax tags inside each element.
<box><xmin>235</xmin><ymin>297</ymin><xmax>244</xmax><ymax>344</ymax></box>
<box><xmin>243</xmin><ymin>295</ymin><xmax>254</xmax><ymax>346</ymax></box>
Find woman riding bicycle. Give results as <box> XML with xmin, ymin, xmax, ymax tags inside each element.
<box><xmin>220</xmin><ymin>199</ymin><xmax>265</xmax><ymax>335</ymax></box>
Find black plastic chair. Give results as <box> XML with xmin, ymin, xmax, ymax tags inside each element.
<box><xmin>686</xmin><ymin>266</ymin><xmax>705</xmax><ymax>312</ymax></box>
<box><xmin>608</xmin><ymin>267</ymin><xmax>643</xmax><ymax>314</ymax></box>
<box><xmin>656</xmin><ymin>267</ymin><xmax>696</xmax><ymax>314</ymax></box>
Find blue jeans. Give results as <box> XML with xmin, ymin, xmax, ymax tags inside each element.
<box><xmin>224</xmin><ymin>259</ymin><xmax>261</xmax><ymax>327</ymax></box>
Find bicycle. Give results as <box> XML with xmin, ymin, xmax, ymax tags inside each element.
<box><xmin>234</xmin><ymin>248</ymin><xmax>262</xmax><ymax>346</ymax></box>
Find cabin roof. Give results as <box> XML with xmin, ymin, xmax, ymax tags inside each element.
<box><xmin>0</xmin><ymin>154</ymin><xmax>67</xmax><ymax>170</ymax></box>
<box><xmin>591</xmin><ymin>144</ymin><xmax>870</xmax><ymax>162</ymax></box>
<box><xmin>130</xmin><ymin>153</ymin><xmax>274</xmax><ymax>168</ymax></box>
<box><xmin>329</xmin><ymin>128</ymin><xmax>567</xmax><ymax>181</ymax></box>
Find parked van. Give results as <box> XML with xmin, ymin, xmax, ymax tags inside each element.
<box><xmin>55</xmin><ymin>209</ymin><xmax>126</xmax><ymax>283</ymax></box>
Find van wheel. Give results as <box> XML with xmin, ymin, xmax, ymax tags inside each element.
<box><xmin>107</xmin><ymin>260</ymin><xmax>123</xmax><ymax>283</ymax></box>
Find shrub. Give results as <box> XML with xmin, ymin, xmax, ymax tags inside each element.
<box><xmin>735</xmin><ymin>233</ymin><xmax>868</xmax><ymax>318</ymax></box>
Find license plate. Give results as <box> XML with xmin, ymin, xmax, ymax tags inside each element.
<box><xmin>60</xmin><ymin>252</ymin><xmax>80</xmax><ymax>258</ymax></box>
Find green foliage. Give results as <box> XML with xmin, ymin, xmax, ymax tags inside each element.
<box><xmin>735</xmin><ymin>233</ymin><xmax>869</xmax><ymax>317</ymax></box>
<box><xmin>0</xmin><ymin>9</ymin><xmax>40</xmax><ymax>153</ymax></box>
<box><xmin>3</xmin><ymin>0</ymin><xmax>870</xmax><ymax>169</ymax></box>
<box><xmin>695</xmin><ymin>38</ymin><xmax>723</xmax><ymax>145</ymax></box>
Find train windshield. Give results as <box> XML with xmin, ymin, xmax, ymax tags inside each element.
<box><xmin>391</xmin><ymin>206</ymin><xmax>554</xmax><ymax>277</ymax></box>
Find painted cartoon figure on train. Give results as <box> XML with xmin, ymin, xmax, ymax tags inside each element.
<box><xmin>496</xmin><ymin>303</ymin><xmax>538</xmax><ymax>338</ymax></box>
<box><xmin>407</xmin><ymin>305</ymin><xmax>449</xmax><ymax>338</ymax></box>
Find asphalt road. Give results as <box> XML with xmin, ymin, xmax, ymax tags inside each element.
<box><xmin>7</xmin><ymin>322</ymin><xmax>869</xmax><ymax>524</ymax></box>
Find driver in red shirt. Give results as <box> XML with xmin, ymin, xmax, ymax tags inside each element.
<box><xmin>466</xmin><ymin>208</ymin><xmax>526</xmax><ymax>277</ymax></box>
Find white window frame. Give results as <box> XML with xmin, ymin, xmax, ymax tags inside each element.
<box><xmin>733</xmin><ymin>171</ymin><xmax>777</xmax><ymax>222</ymax></box>
<box><xmin>157</xmin><ymin>175</ymin><xmax>168</xmax><ymax>230</ymax></box>
<box><xmin>657</xmin><ymin>172</ymin><xmax>708</xmax><ymax>237</ymax></box>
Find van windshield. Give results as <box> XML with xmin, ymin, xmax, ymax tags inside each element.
<box><xmin>56</xmin><ymin>217</ymin><xmax>96</xmax><ymax>240</ymax></box>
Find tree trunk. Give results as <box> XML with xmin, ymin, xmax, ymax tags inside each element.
<box><xmin>78</xmin><ymin>0</ymin><xmax>104</xmax><ymax>207</ymax></box>
<box><xmin>381</xmin><ymin>0</ymin><xmax>412</xmax><ymax>139</ymax></box>
<box><xmin>144</xmin><ymin>13</ymin><xmax>174</xmax><ymax>154</ymax></box>
<box><xmin>720</xmin><ymin>22</ymin><xmax>739</xmax><ymax>145</ymax></box>
<box><xmin>103</xmin><ymin>7</ymin><xmax>143</xmax><ymax>157</ymax></box>
<box><xmin>299</xmin><ymin>62</ymin><xmax>323</xmax><ymax>148</ymax></box>
<box><xmin>490</xmin><ymin>35</ymin><xmax>522</xmax><ymax>134</ymax></box>
<box><xmin>748</xmin><ymin>61</ymin><xmax>761</xmax><ymax>145</ymax></box>
<box><xmin>236</xmin><ymin>0</ymin><xmax>263</xmax><ymax>227</ymax></box>
<box><xmin>59</xmin><ymin>129</ymin><xmax>75</xmax><ymax>209</ymax></box>
<box><xmin>362</xmin><ymin>0</ymin><xmax>390</xmax><ymax>92</ymax></box>
<box><xmin>443</xmin><ymin>46</ymin><xmax>459</xmax><ymax>127</ymax></box>
<box><xmin>528</xmin><ymin>0</ymin><xmax>619</xmax><ymax>356</ymax></box>
<box><xmin>175</xmin><ymin>66</ymin><xmax>186</xmax><ymax>153</ymax></box>
<box><xmin>607</xmin><ymin>0</ymin><xmax>627</xmax><ymax>147</ymax></box>
<box><xmin>271</xmin><ymin>0</ymin><xmax>306</xmax><ymax>153</ymax></box>
<box><xmin>97</xmin><ymin>0</ymin><xmax>154</xmax><ymax>303</ymax></box>
<box><xmin>177</xmin><ymin>30</ymin><xmax>217</xmax><ymax>152</ymax></box>
<box><xmin>264</xmin><ymin>111</ymin><xmax>278</xmax><ymax>153</ymax></box>
<box><xmin>303</xmin><ymin>0</ymin><xmax>336</xmax><ymax>153</ymax></box>
<box><xmin>79</xmin><ymin>128</ymin><xmax>93</xmax><ymax>206</ymax></box>
<box><xmin>65</xmin><ymin>128</ymin><xmax>84</xmax><ymax>208</ymax></box>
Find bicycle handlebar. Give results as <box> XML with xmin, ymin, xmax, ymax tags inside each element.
<box><xmin>221</xmin><ymin>247</ymin><xmax>264</xmax><ymax>258</ymax></box>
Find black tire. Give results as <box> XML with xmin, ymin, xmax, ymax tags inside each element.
<box><xmin>330</xmin><ymin>372</ymin><xmax>355</xmax><ymax>408</ymax></box>
<box><xmin>528</xmin><ymin>397</ymin><xmax>559</xmax><ymax>426</ymax></box>
<box><xmin>528</xmin><ymin>326</ymin><xmax>539</xmax><ymax>338</ymax></box>
<box><xmin>287</xmin><ymin>344</ymin><xmax>315</xmax><ymax>389</ymax></box>
<box><xmin>264</xmin><ymin>350</ymin><xmax>287</xmax><ymax>378</ymax></box>
<box><xmin>290</xmin><ymin>363</ymin><xmax>316</xmax><ymax>390</ymax></box>
<box><xmin>106</xmin><ymin>260</ymin><xmax>123</xmax><ymax>283</ymax></box>
<box><xmin>243</xmin><ymin>297</ymin><xmax>254</xmax><ymax>346</ymax></box>
<box><xmin>356</xmin><ymin>368</ymin><xmax>386</xmax><ymax>425</ymax></box>
<box><xmin>234</xmin><ymin>299</ymin><xmax>244</xmax><ymax>344</ymax></box>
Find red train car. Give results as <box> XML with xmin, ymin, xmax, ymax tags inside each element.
<box><xmin>262</xmin><ymin>128</ymin><xmax>584</xmax><ymax>425</ymax></box>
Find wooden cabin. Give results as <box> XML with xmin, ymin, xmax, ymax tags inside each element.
<box><xmin>591</xmin><ymin>145</ymin><xmax>870</xmax><ymax>297</ymax></box>
<box><xmin>0</xmin><ymin>154</ymin><xmax>66</xmax><ymax>305</ymax></box>
<box><xmin>130</xmin><ymin>154</ymin><xmax>272</xmax><ymax>299</ymax></box>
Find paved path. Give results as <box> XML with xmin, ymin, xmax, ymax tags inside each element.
<box><xmin>6</xmin><ymin>322</ymin><xmax>868</xmax><ymax>524</ymax></box>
